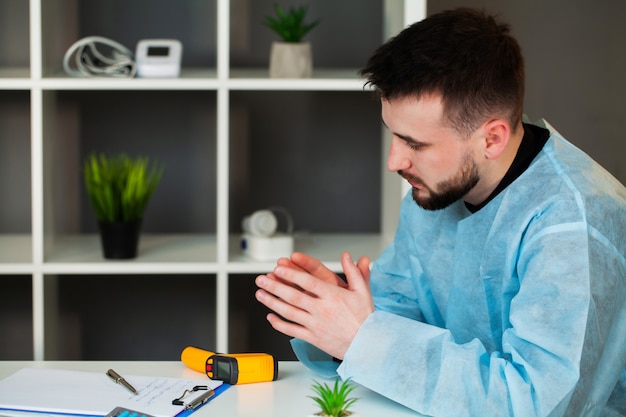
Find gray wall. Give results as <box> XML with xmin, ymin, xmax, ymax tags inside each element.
<box><xmin>429</xmin><ymin>0</ymin><xmax>626</xmax><ymax>184</ymax></box>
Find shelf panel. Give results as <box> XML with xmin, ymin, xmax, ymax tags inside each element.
<box><xmin>228</xmin><ymin>233</ymin><xmax>389</xmax><ymax>273</ymax></box>
<box><xmin>0</xmin><ymin>68</ymin><xmax>31</xmax><ymax>89</ymax></box>
<box><xmin>41</xmin><ymin>233</ymin><xmax>389</xmax><ymax>274</ymax></box>
<box><xmin>43</xmin><ymin>234</ymin><xmax>218</xmax><ymax>273</ymax></box>
<box><xmin>5</xmin><ymin>71</ymin><xmax>370</xmax><ymax>91</ymax></box>
<box><xmin>40</xmin><ymin>70</ymin><xmax>220</xmax><ymax>90</ymax></box>
<box><xmin>33</xmin><ymin>68</ymin><xmax>369</xmax><ymax>91</ymax></box>
<box><xmin>228</xmin><ymin>68</ymin><xmax>369</xmax><ymax>91</ymax></box>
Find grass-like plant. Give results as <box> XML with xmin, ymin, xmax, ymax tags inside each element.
<box><xmin>263</xmin><ymin>3</ymin><xmax>320</xmax><ymax>43</ymax></box>
<box><xmin>309</xmin><ymin>378</ymin><xmax>359</xmax><ymax>417</ymax></box>
<box><xmin>84</xmin><ymin>153</ymin><xmax>163</xmax><ymax>223</ymax></box>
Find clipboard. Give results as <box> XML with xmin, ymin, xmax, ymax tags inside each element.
<box><xmin>0</xmin><ymin>368</ymin><xmax>229</xmax><ymax>417</ymax></box>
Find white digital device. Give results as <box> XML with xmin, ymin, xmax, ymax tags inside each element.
<box><xmin>135</xmin><ymin>39</ymin><xmax>183</xmax><ymax>78</ymax></box>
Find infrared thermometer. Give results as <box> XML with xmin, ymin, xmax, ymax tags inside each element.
<box><xmin>181</xmin><ymin>346</ymin><xmax>278</xmax><ymax>385</ymax></box>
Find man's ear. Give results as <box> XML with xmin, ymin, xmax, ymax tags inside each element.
<box><xmin>481</xmin><ymin>119</ymin><xmax>511</xmax><ymax>160</ymax></box>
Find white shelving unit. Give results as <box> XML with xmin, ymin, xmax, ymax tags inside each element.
<box><xmin>0</xmin><ymin>0</ymin><xmax>425</xmax><ymax>360</ymax></box>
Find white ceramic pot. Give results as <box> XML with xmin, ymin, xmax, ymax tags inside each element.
<box><xmin>269</xmin><ymin>41</ymin><xmax>313</xmax><ymax>78</ymax></box>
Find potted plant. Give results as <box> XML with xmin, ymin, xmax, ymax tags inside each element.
<box><xmin>263</xmin><ymin>3</ymin><xmax>320</xmax><ymax>78</ymax></box>
<box><xmin>83</xmin><ymin>153</ymin><xmax>163</xmax><ymax>259</ymax></box>
<box><xmin>308</xmin><ymin>378</ymin><xmax>359</xmax><ymax>417</ymax></box>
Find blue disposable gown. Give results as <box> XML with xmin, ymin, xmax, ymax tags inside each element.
<box><xmin>292</xmin><ymin>120</ymin><xmax>626</xmax><ymax>416</ymax></box>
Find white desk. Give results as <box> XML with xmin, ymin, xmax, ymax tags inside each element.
<box><xmin>0</xmin><ymin>361</ymin><xmax>420</xmax><ymax>417</ymax></box>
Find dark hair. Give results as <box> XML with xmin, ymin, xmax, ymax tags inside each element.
<box><xmin>360</xmin><ymin>8</ymin><xmax>525</xmax><ymax>136</ymax></box>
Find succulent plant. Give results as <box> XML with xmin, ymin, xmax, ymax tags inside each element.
<box><xmin>309</xmin><ymin>378</ymin><xmax>359</xmax><ymax>417</ymax></box>
<box><xmin>263</xmin><ymin>3</ymin><xmax>320</xmax><ymax>43</ymax></box>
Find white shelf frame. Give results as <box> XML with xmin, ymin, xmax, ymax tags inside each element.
<box><xmin>0</xmin><ymin>0</ymin><xmax>426</xmax><ymax>360</ymax></box>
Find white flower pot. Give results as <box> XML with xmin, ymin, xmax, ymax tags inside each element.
<box><xmin>269</xmin><ymin>41</ymin><xmax>313</xmax><ymax>78</ymax></box>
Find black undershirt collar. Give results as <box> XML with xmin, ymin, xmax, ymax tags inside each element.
<box><xmin>465</xmin><ymin>123</ymin><xmax>550</xmax><ymax>213</ymax></box>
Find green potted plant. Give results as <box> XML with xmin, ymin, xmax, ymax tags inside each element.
<box><xmin>83</xmin><ymin>153</ymin><xmax>163</xmax><ymax>259</ymax></box>
<box><xmin>308</xmin><ymin>379</ymin><xmax>359</xmax><ymax>417</ymax></box>
<box><xmin>263</xmin><ymin>3</ymin><xmax>320</xmax><ymax>78</ymax></box>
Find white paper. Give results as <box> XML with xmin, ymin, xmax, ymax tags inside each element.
<box><xmin>0</xmin><ymin>368</ymin><xmax>223</xmax><ymax>417</ymax></box>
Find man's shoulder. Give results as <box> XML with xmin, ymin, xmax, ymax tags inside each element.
<box><xmin>511</xmin><ymin>133</ymin><xmax>626</xmax><ymax>250</ymax></box>
<box><xmin>523</xmin><ymin>132</ymin><xmax>625</xmax><ymax>205</ymax></box>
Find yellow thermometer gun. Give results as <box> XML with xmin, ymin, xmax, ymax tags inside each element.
<box><xmin>181</xmin><ymin>346</ymin><xmax>278</xmax><ymax>385</ymax></box>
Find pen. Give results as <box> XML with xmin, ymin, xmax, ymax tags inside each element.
<box><xmin>106</xmin><ymin>369</ymin><xmax>138</xmax><ymax>395</ymax></box>
<box><xmin>185</xmin><ymin>389</ymin><xmax>215</xmax><ymax>410</ymax></box>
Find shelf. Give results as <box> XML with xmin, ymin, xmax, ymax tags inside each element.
<box><xmin>0</xmin><ymin>68</ymin><xmax>31</xmax><ymax>88</ymax></box>
<box><xmin>43</xmin><ymin>234</ymin><xmax>218</xmax><ymax>272</ymax></box>
<box><xmin>228</xmin><ymin>233</ymin><xmax>389</xmax><ymax>273</ymax></box>
<box><xmin>39</xmin><ymin>69</ymin><xmax>219</xmax><ymax>90</ymax></box>
<box><xmin>24</xmin><ymin>69</ymin><xmax>367</xmax><ymax>91</ymax></box>
<box><xmin>228</xmin><ymin>68</ymin><xmax>368</xmax><ymax>91</ymax></box>
<box><xmin>35</xmin><ymin>233</ymin><xmax>387</xmax><ymax>274</ymax></box>
<box><xmin>1</xmin><ymin>0</ymin><xmax>420</xmax><ymax>360</ymax></box>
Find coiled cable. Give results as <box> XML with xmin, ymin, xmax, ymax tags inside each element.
<box><xmin>63</xmin><ymin>36</ymin><xmax>136</xmax><ymax>78</ymax></box>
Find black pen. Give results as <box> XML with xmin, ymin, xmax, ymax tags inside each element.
<box><xmin>106</xmin><ymin>369</ymin><xmax>138</xmax><ymax>395</ymax></box>
<box><xmin>185</xmin><ymin>389</ymin><xmax>215</xmax><ymax>410</ymax></box>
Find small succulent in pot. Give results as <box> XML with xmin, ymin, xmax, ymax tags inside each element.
<box><xmin>308</xmin><ymin>378</ymin><xmax>359</xmax><ymax>417</ymax></box>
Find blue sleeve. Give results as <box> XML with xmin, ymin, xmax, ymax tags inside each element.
<box><xmin>290</xmin><ymin>338</ymin><xmax>340</xmax><ymax>379</ymax></box>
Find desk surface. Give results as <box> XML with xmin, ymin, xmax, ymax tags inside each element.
<box><xmin>0</xmin><ymin>361</ymin><xmax>419</xmax><ymax>417</ymax></box>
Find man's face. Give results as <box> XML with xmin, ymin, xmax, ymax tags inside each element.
<box><xmin>382</xmin><ymin>94</ymin><xmax>481</xmax><ymax>211</ymax></box>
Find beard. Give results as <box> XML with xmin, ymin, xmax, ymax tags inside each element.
<box><xmin>399</xmin><ymin>152</ymin><xmax>480</xmax><ymax>211</ymax></box>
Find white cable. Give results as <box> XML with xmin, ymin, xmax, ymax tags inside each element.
<box><xmin>63</xmin><ymin>36</ymin><xmax>137</xmax><ymax>78</ymax></box>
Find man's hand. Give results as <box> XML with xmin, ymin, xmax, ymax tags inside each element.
<box><xmin>255</xmin><ymin>252</ymin><xmax>374</xmax><ymax>360</ymax></box>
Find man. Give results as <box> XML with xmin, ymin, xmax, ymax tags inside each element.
<box><xmin>255</xmin><ymin>8</ymin><xmax>626</xmax><ymax>416</ymax></box>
